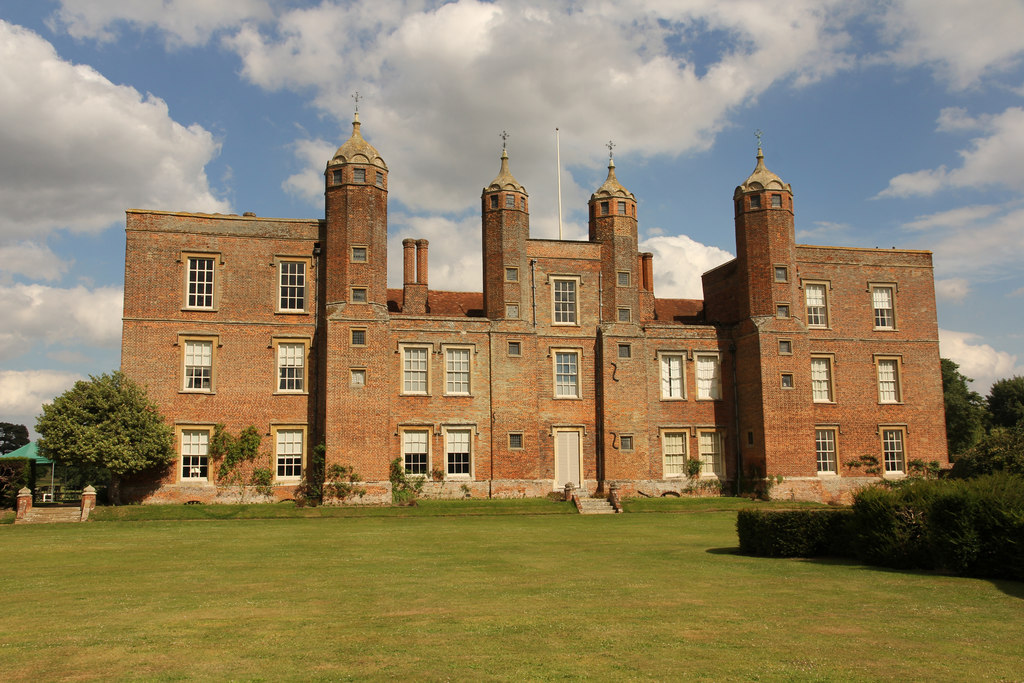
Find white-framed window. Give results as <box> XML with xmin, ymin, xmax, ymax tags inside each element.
<box><xmin>274</xmin><ymin>427</ymin><xmax>304</xmax><ymax>481</ymax></box>
<box><xmin>444</xmin><ymin>428</ymin><xmax>472</xmax><ymax>478</ymax></box>
<box><xmin>882</xmin><ymin>427</ymin><xmax>906</xmax><ymax>473</ymax></box>
<box><xmin>872</xmin><ymin>285</ymin><xmax>895</xmax><ymax>329</ymax></box>
<box><xmin>695</xmin><ymin>354</ymin><xmax>722</xmax><ymax>400</ymax></box>
<box><xmin>805</xmin><ymin>282</ymin><xmax>828</xmax><ymax>328</ymax></box>
<box><xmin>617</xmin><ymin>307</ymin><xmax>631</xmax><ymax>323</ymax></box>
<box><xmin>617</xmin><ymin>271</ymin><xmax>630</xmax><ymax>287</ymax></box>
<box><xmin>877</xmin><ymin>357</ymin><xmax>902</xmax><ymax>404</ymax></box>
<box><xmin>278</xmin><ymin>260</ymin><xmax>307</xmax><ymax>312</ymax></box>
<box><xmin>552</xmin><ymin>277</ymin><xmax>579</xmax><ymax>325</ymax></box>
<box><xmin>180</xmin><ymin>428</ymin><xmax>210</xmax><ymax>481</ymax></box>
<box><xmin>402</xmin><ymin>346</ymin><xmax>430</xmax><ymax>395</ymax></box>
<box><xmin>445</xmin><ymin>347</ymin><xmax>471</xmax><ymax>395</ymax></box>
<box><xmin>811</xmin><ymin>356</ymin><xmax>834</xmax><ymax>403</ymax></box>
<box><xmin>351</xmin><ymin>246</ymin><xmax>368</xmax><ymax>263</ymax></box>
<box><xmin>505</xmin><ymin>267</ymin><xmax>519</xmax><ymax>282</ymax></box>
<box><xmin>183</xmin><ymin>339</ymin><xmax>214</xmax><ymax>392</ymax></box>
<box><xmin>276</xmin><ymin>341</ymin><xmax>306</xmax><ymax>393</ymax></box>
<box><xmin>402</xmin><ymin>429</ymin><xmax>430</xmax><ymax>475</ymax></box>
<box><xmin>698</xmin><ymin>430</ymin><xmax>724</xmax><ymax>477</ymax></box>
<box><xmin>662</xmin><ymin>430</ymin><xmax>688</xmax><ymax>478</ymax></box>
<box><xmin>815</xmin><ymin>428</ymin><xmax>837</xmax><ymax>474</ymax></box>
<box><xmin>185</xmin><ymin>255</ymin><xmax>216</xmax><ymax>309</ymax></box>
<box><xmin>659</xmin><ymin>353</ymin><xmax>685</xmax><ymax>400</ymax></box>
<box><xmin>553</xmin><ymin>349</ymin><xmax>580</xmax><ymax>398</ymax></box>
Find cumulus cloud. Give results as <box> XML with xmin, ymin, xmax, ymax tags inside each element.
<box><xmin>940</xmin><ymin>329</ymin><xmax>1024</xmax><ymax>393</ymax></box>
<box><xmin>0</xmin><ymin>243</ymin><xmax>70</xmax><ymax>283</ymax></box>
<box><xmin>0</xmin><ymin>284</ymin><xmax>123</xmax><ymax>361</ymax></box>
<box><xmin>0</xmin><ymin>370</ymin><xmax>82</xmax><ymax>430</ymax></box>
<box><xmin>877</xmin><ymin>0</ymin><xmax>1024</xmax><ymax>90</ymax></box>
<box><xmin>387</xmin><ymin>213</ymin><xmax>483</xmax><ymax>292</ymax></box>
<box><xmin>900</xmin><ymin>203</ymin><xmax>1024</xmax><ymax>277</ymax></box>
<box><xmin>282</xmin><ymin>138</ymin><xmax>336</xmax><ymax>203</ymax></box>
<box><xmin>639</xmin><ymin>234</ymin><xmax>734</xmax><ymax>299</ymax></box>
<box><xmin>935</xmin><ymin>278</ymin><xmax>971</xmax><ymax>303</ymax></box>
<box><xmin>879</xmin><ymin>107</ymin><xmax>1024</xmax><ymax>198</ymax></box>
<box><xmin>0</xmin><ymin>21</ymin><xmax>229</xmax><ymax>241</ymax></box>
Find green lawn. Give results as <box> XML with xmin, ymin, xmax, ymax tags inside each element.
<box><xmin>2</xmin><ymin>500</ymin><xmax>1022</xmax><ymax>681</ymax></box>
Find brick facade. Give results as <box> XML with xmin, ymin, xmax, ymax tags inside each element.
<box><xmin>120</xmin><ymin>120</ymin><xmax>948</xmax><ymax>504</ymax></box>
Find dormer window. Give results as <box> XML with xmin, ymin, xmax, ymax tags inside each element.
<box><xmin>354</xmin><ymin>168</ymin><xmax>366</xmax><ymax>183</ymax></box>
<box><xmin>750</xmin><ymin>195</ymin><xmax>761</xmax><ymax>209</ymax></box>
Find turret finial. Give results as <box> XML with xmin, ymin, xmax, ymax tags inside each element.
<box><xmin>500</xmin><ymin>130</ymin><xmax>509</xmax><ymax>151</ymax></box>
<box><xmin>352</xmin><ymin>91</ymin><xmax>361</xmax><ymax>113</ymax></box>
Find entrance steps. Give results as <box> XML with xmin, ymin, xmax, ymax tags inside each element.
<box><xmin>576</xmin><ymin>496</ymin><xmax>618</xmax><ymax>514</ymax></box>
<box><xmin>16</xmin><ymin>506</ymin><xmax>84</xmax><ymax>524</ymax></box>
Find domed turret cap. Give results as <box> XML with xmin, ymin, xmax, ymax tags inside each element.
<box><xmin>484</xmin><ymin>149</ymin><xmax>526</xmax><ymax>194</ymax></box>
<box><xmin>328</xmin><ymin>113</ymin><xmax>387</xmax><ymax>170</ymax></box>
<box><xmin>590</xmin><ymin>157</ymin><xmax>635</xmax><ymax>201</ymax></box>
<box><xmin>734</xmin><ymin>146</ymin><xmax>790</xmax><ymax>199</ymax></box>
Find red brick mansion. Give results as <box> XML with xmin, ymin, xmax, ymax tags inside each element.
<box><xmin>120</xmin><ymin>115</ymin><xmax>948</xmax><ymax>503</ymax></box>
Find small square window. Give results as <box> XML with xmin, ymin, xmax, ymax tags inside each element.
<box><xmin>375</xmin><ymin>171</ymin><xmax>384</xmax><ymax>188</ymax></box>
<box><xmin>505</xmin><ymin>267</ymin><xmax>519</xmax><ymax>282</ymax></box>
<box><xmin>490</xmin><ymin>195</ymin><xmax>498</xmax><ymax>209</ymax></box>
<box><xmin>617</xmin><ymin>271</ymin><xmax>630</xmax><ymax>287</ymax></box>
<box><xmin>600</xmin><ymin>201</ymin><xmax>609</xmax><ymax>215</ymax></box>
<box><xmin>620</xmin><ymin>435</ymin><xmax>634</xmax><ymax>451</ymax></box>
<box><xmin>750</xmin><ymin>195</ymin><xmax>761</xmax><ymax>209</ymax></box>
<box><xmin>353</xmin><ymin>168</ymin><xmax>365</xmax><ymax>183</ymax></box>
<box><xmin>776</xmin><ymin>304</ymin><xmax>790</xmax><ymax>318</ymax></box>
<box><xmin>781</xmin><ymin>373</ymin><xmax>794</xmax><ymax>389</ymax></box>
<box><xmin>507</xmin><ymin>341</ymin><xmax>521</xmax><ymax>356</ymax></box>
<box><xmin>351</xmin><ymin>328</ymin><xmax>366</xmax><ymax>346</ymax></box>
<box><xmin>351</xmin><ymin>247</ymin><xmax>367</xmax><ymax>263</ymax></box>
<box><xmin>505</xmin><ymin>303</ymin><xmax>520</xmax><ymax>319</ymax></box>
<box><xmin>509</xmin><ymin>433</ymin><xmax>523</xmax><ymax>449</ymax></box>
<box><xmin>350</xmin><ymin>368</ymin><xmax>366</xmax><ymax>387</ymax></box>
<box><xmin>778</xmin><ymin>340</ymin><xmax>793</xmax><ymax>355</ymax></box>
<box><xmin>351</xmin><ymin>288</ymin><xmax>368</xmax><ymax>303</ymax></box>
<box><xmin>617</xmin><ymin>344</ymin><xmax>631</xmax><ymax>359</ymax></box>
<box><xmin>774</xmin><ymin>266</ymin><xmax>788</xmax><ymax>283</ymax></box>
<box><xmin>617</xmin><ymin>308</ymin><xmax>631</xmax><ymax>323</ymax></box>
<box><xmin>771</xmin><ymin>194</ymin><xmax>782</xmax><ymax>208</ymax></box>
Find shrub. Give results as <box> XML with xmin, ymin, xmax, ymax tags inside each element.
<box><xmin>737</xmin><ymin>508</ymin><xmax>853</xmax><ymax>557</ymax></box>
<box><xmin>0</xmin><ymin>457</ymin><xmax>34</xmax><ymax>509</ymax></box>
<box><xmin>849</xmin><ymin>479</ymin><xmax>946</xmax><ymax>569</ymax></box>
<box><xmin>389</xmin><ymin>457</ymin><xmax>424</xmax><ymax>505</ymax></box>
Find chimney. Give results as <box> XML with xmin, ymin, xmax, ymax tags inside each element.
<box><xmin>638</xmin><ymin>252</ymin><xmax>655</xmax><ymax>322</ymax></box>
<box><xmin>416</xmin><ymin>239</ymin><xmax>429</xmax><ymax>287</ymax></box>
<box><xmin>641</xmin><ymin>252</ymin><xmax>654</xmax><ymax>292</ymax></box>
<box><xmin>403</xmin><ymin>238</ymin><xmax>416</xmax><ymax>285</ymax></box>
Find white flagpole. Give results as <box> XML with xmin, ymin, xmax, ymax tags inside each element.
<box><xmin>556</xmin><ymin>128</ymin><xmax>563</xmax><ymax>240</ymax></box>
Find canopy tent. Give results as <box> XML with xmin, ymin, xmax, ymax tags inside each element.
<box><xmin>0</xmin><ymin>442</ymin><xmax>53</xmax><ymax>465</ymax></box>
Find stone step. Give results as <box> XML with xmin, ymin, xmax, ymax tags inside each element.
<box><xmin>578</xmin><ymin>498</ymin><xmax>618</xmax><ymax>514</ymax></box>
<box><xmin>17</xmin><ymin>508</ymin><xmax>83</xmax><ymax>524</ymax></box>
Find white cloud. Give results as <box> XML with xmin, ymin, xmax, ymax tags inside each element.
<box><xmin>877</xmin><ymin>0</ymin><xmax>1024</xmax><ymax>90</ymax></box>
<box><xmin>911</xmin><ymin>204</ymin><xmax>1024</xmax><ymax>277</ymax></box>
<box><xmin>0</xmin><ymin>21</ymin><xmax>229</xmax><ymax>241</ymax></box>
<box><xmin>0</xmin><ymin>242</ymin><xmax>70</xmax><ymax>283</ymax></box>
<box><xmin>0</xmin><ymin>370</ymin><xmax>82</xmax><ymax>429</ymax></box>
<box><xmin>934</xmin><ymin>278</ymin><xmax>970</xmax><ymax>303</ymax></box>
<box><xmin>639</xmin><ymin>234</ymin><xmax>734</xmax><ymax>299</ymax></box>
<box><xmin>940</xmin><ymin>329</ymin><xmax>1024</xmax><ymax>393</ymax></box>
<box><xmin>387</xmin><ymin>214</ymin><xmax>483</xmax><ymax>292</ymax></box>
<box><xmin>0</xmin><ymin>284</ymin><xmax>123</xmax><ymax>361</ymax></box>
<box><xmin>879</xmin><ymin>107</ymin><xmax>1024</xmax><ymax>197</ymax></box>
<box><xmin>902</xmin><ymin>204</ymin><xmax>1001</xmax><ymax>231</ymax></box>
<box><xmin>282</xmin><ymin>138</ymin><xmax>336</xmax><ymax>203</ymax></box>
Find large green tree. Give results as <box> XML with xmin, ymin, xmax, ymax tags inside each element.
<box><xmin>940</xmin><ymin>359</ymin><xmax>987</xmax><ymax>455</ymax></box>
<box><xmin>987</xmin><ymin>375</ymin><xmax>1024</xmax><ymax>430</ymax></box>
<box><xmin>0</xmin><ymin>422</ymin><xmax>29</xmax><ymax>454</ymax></box>
<box><xmin>35</xmin><ymin>372</ymin><xmax>174</xmax><ymax>504</ymax></box>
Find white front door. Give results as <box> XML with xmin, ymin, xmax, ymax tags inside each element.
<box><xmin>555</xmin><ymin>429</ymin><xmax>581</xmax><ymax>489</ymax></box>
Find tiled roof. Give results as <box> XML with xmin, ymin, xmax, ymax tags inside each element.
<box><xmin>387</xmin><ymin>289</ymin><xmax>485</xmax><ymax>317</ymax></box>
<box><xmin>654</xmin><ymin>298</ymin><xmax>705</xmax><ymax>323</ymax></box>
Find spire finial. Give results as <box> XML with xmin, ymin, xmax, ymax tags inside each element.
<box><xmin>607</xmin><ymin>139</ymin><xmax>615</xmax><ymax>160</ymax></box>
<box><xmin>500</xmin><ymin>130</ymin><xmax>509</xmax><ymax>150</ymax></box>
<box><xmin>754</xmin><ymin>129</ymin><xmax>764</xmax><ymax>156</ymax></box>
<box><xmin>352</xmin><ymin>91</ymin><xmax>361</xmax><ymax>113</ymax></box>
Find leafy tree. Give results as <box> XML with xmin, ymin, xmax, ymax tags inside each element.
<box><xmin>988</xmin><ymin>375</ymin><xmax>1024</xmax><ymax>430</ymax></box>
<box><xmin>941</xmin><ymin>359</ymin><xmax>987</xmax><ymax>455</ymax></box>
<box><xmin>0</xmin><ymin>422</ymin><xmax>29</xmax><ymax>454</ymax></box>
<box><xmin>35</xmin><ymin>372</ymin><xmax>174</xmax><ymax>504</ymax></box>
<box><xmin>948</xmin><ymin>424</ymin><xmax>1024</xmax><ymax>479</ymax></box>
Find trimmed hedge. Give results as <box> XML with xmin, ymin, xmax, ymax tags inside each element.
<box><xmin>736</xmin><ymin>508</ymin><xmax>852</xmax><ymax>558</ymax></box>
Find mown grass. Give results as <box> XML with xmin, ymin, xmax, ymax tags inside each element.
<box><xmin>2</xmin><ymin>500</ymin><xmax>1022</xmax><ymax>681</ymax></box>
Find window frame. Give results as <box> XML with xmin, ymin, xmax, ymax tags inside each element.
<box><xmin>617</xmin><ymin>271</ymin><xmax>630</xmax><ymax>287</ymax></box>
<box><xmin>776</xmin><ymin>303</ymin><xmax>791</xmax><ymax>319</ymax></box>
<box><xmin>881</xmin><ymin>426</ymin><xmax>907</xmax><ymax>474</ymax></box>
<box><xmin>505</xmin><ymin>267</ymin><xmax>519</xmax><ymax>282</ymax></box>
<box><xmin>815</xmin><ymin>427</ymin><xmax>838</xmax><ymax>474</ymax></box>
<box><xmin>180</xmin><ymin>335</ymin><xmax>217</xmax><ymax>393</ymax></box>
<box><xmin>550</xmin><ymin>276</ymin><xmax>581</xmax><ymax>326</ymax></box>
<box><xmin>351</xmin><ymin>246</ymin><xmax>368</xmax><ymax>263</ymax></box>
<box><xmin>658</xmin><ymin>352</ymin><xmax>686</xmax><ymax>401</ymax></box>
<box><xmin>275</xmin><ymin>257</ymin><xmax>310</xmax><ymax>313</ymax></box>
<box><xmin>876</xmin><ymin>356</ymin><xmax>903</xmax><ymax>404</ymax></box>
<box><xmin>273</xmin><ymin>337</ymin><xmax>309</xmax><ymax>395</ymax></box>
<box><xmin>694</xmin><ymin>353</ymin><xmax>722</xmax><ymax>400</ymax></box>
<box><xmin>183</xmin><ymin>252</ymin><xmax>219</xmax><ymax>311</ymax></box>
<box><xmin>272</xmin><ymin>425</ymin><xmax>306</xmax><ymax>482</ymax></box>
<box><xmin>443</xmin><ymin>426</ymin><xmax>473</xmax><ymax>479</ymax></box>
<box><xmin>350</xmin><ymin>287</ymin><xmax>368</xmax><ymax>303</ymax></box>
<box><xmin>774</xmin><ymin>265</ymin><xmax>789</xmax><ymax>283</ymax></box>
<box><xmin>400</xmin><ymin>344</ymin><xmax>432</xmax><ymax>396</ymax></box>
<box><xmin>778</xmin><ymin>339</ymin><xmax>793</xmax><ymax>355</ymax></box>
<box><xmin>781</xmin><ymin>373</ymin><xmax>794</xmax><ymax>389</ymax></box>
<box><xmin>353</xmin><ymin>167</ymin><xmax>366</xmax><ymax>183</ymax></box>
<box><xmin>619</xmin><ymin>434</ymin><xmax>634</xmax><ymax>451</ymax></box>
<box><xmin>350</xmin><ymin>327</ymin><xmax>367</xmax><ymax>347</ymax></box>
<box><xmin>178</xmin><ymin>425</ymin><xmax>213</xmax><ymax>482</ymax></box>
<box><xmin>552</xmin><ymin>348</ymin><xmax>582</xmax><ymax>399</ymax></box>
<box><xmin>870</xmin><ymin>284</ymin><xmax>897</xmax><ymax>330</ymax></box>
<box><xmin>616</xmin><ymin>307</ymin><xmax>632</xmax><ymax>323</ymax></box>
<box><xmin>697</xmin><ymin>429</ymin><xmax>725</xmax><ymax>478</ymax></box>
<box><xmin>350</xmin><ymin>367</ymin><xmax>366</xmax><ymax>388</ymax></box>
<box><xmin>810</xmin><ymin>354</ymin><xmax>834</xmax><ymax>403</ymax></box>
<box><xmin>505</xmin><ymin>303</ymin><xmax>520</xmax><ymax>319</ymax></box>
<box><xmin>508</xmin><ymin>432</ymin><xmax>524</xmax><ymax>450</ymax></box>
<box><xmin>803</xmin><ymin>281</ymin><xmax>830</xmax><ymax>329</ymax></box>
<box><xmin>443</xmin><ymin>345</ymin><xmax>472</xmax><ymax>396</ymax></box>
<box><xmin>400</xmin><ymin>427</ymin><xmax>431</xmax><ymax>477</ymax></box>
<box><xmin>507</xmin><ymin>340</ymin><xmax>522</xmax><ymax>357</ymax></box>
<box><xmin>661</xmin><ymin>428</ymin><xmax>690</xmax><ymax>478</ymax></box>
<box><xmin>617</xmin><ymin>344</ymin><xmax>632</xmax><ymax>359</ymax></box>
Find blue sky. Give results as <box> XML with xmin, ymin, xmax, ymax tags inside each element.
<box><xmin>2</xmin><ymin>0</ymin><xmax>1023</xmax><ymax>431</ymax></box>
